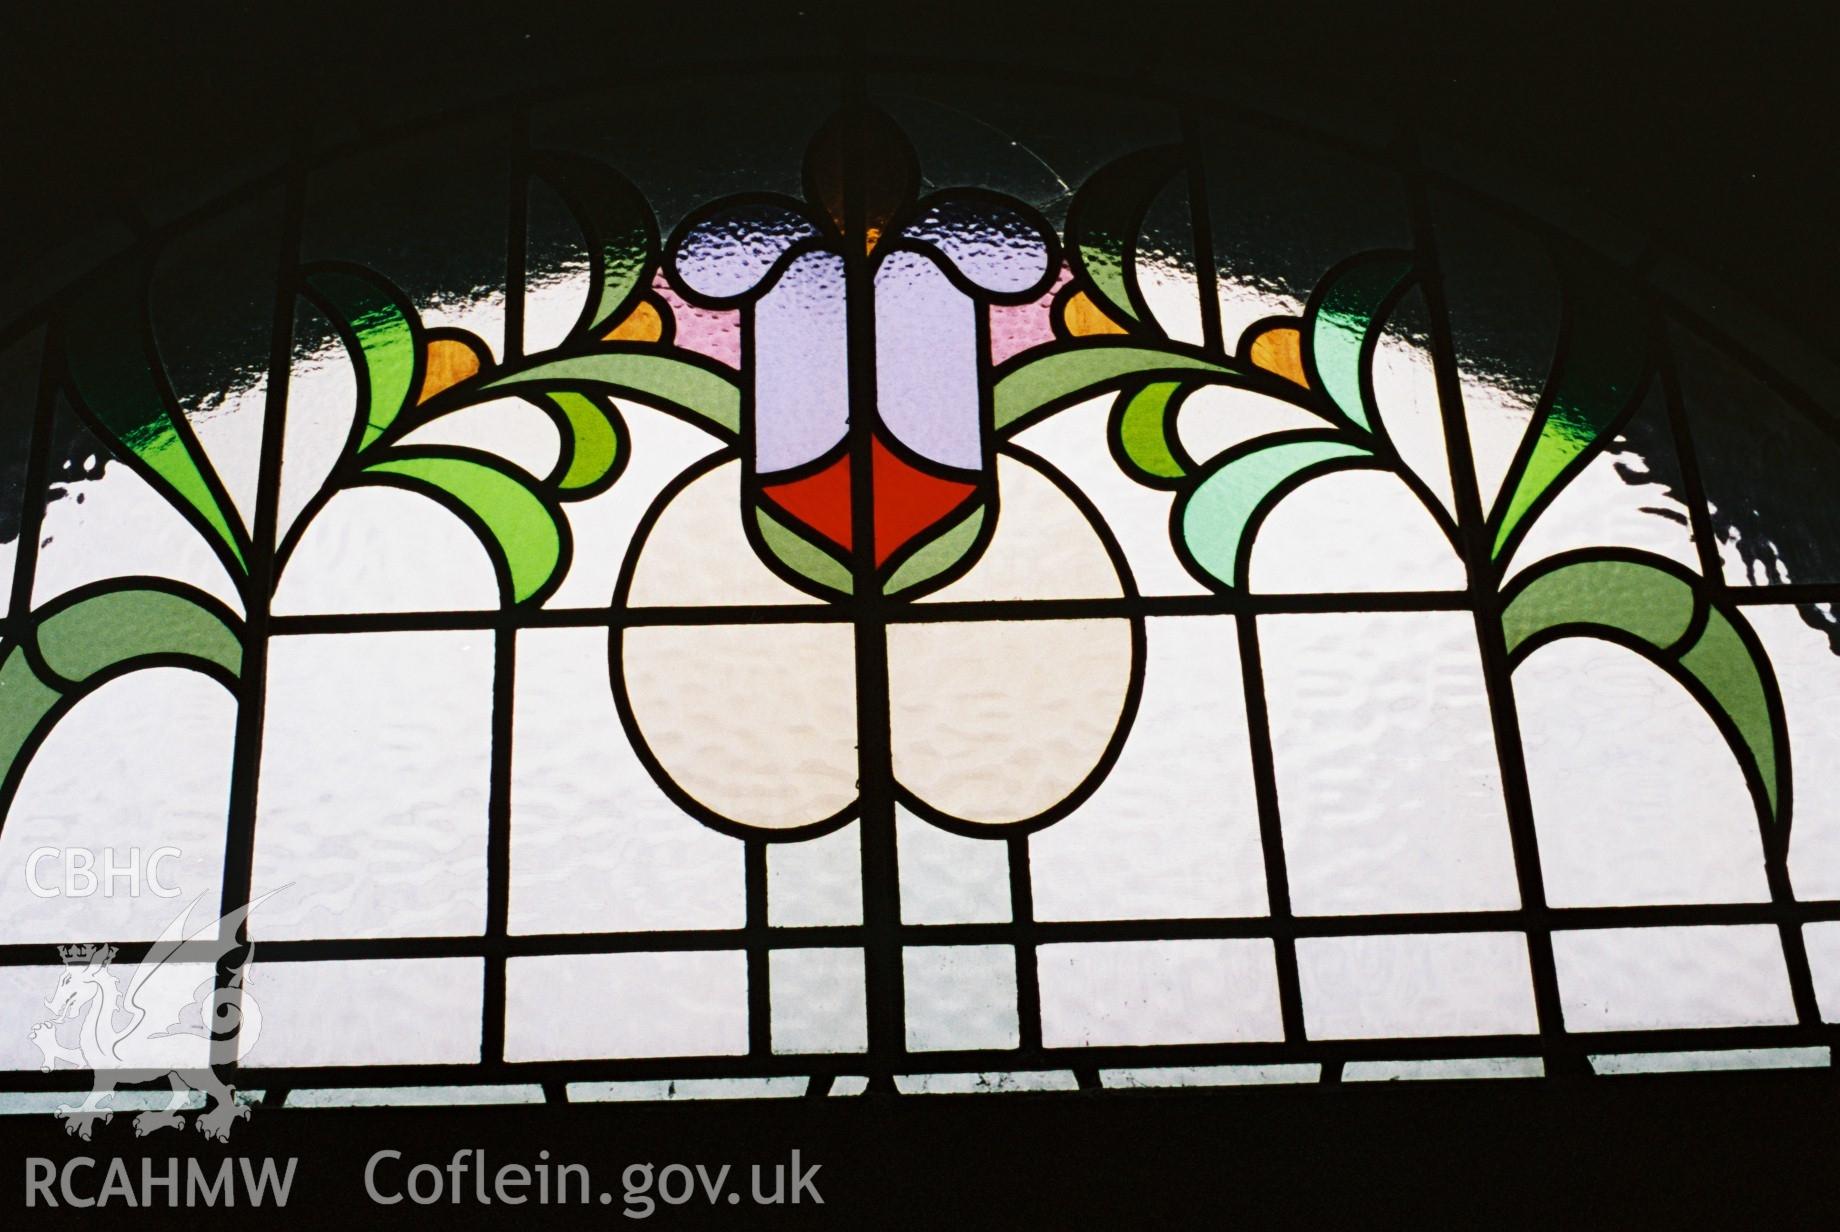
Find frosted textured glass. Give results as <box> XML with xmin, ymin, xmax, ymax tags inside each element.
<box><xmin>624</xmin><ymin>459</ymin><xmax>824</xmax><ymax>607</ymax></box>
<box><xmin>1518</xmin><ymin>638</ymin><xmax>1769</xmax><ymax>906</ymax></box>
<box><xmin>510</xmin><ymin>627</ymin><xmax>741</xmax><ymax>934</ymax></box>
<box><xmin>252</xmin><ymin>631</ymin><xmax>492</xmax><ymax>939</ymax></box>
<box><xmin>1297</xmin><ymin>933</ymin><xmax>1539</xmax><ymax>1039</ymax></box>
<box><xmin>1030</xmin><ymin>616</ymin><xmax>1268</xmax><ymax>921</ymax></box>
<box><xmin>768</xmin><ymin>822</ymin><xmax>862</xmax><ymax>927</ymax></box>
<box><xmin>272</xmin><ymin>486</ymin><xmax>498</xmax><ymax>614</ymax></box>
<box><xmin>0</xmin><ymin>962</ymin><xmax>213</xmax><ymax>1072</ymax></box>
<box><xmin>1261</xmin><ymin>611</ymin><xmax>1520</xmax><ymax>915</ymax></box>
<box><xmin>1037</xmin><ymin>939</ymin><xmax>1283</xmax><ymax>1046</ymax></box>
<box><xmin>505</xmin><ymin>951</ymin><xmax>748</xmax><ymax>1061</ymax></box>
<box><xmin>897</xmin><ymin>807</ymin><xmax>1011</xmax><ymax>925</ymax></box>
<box><xmin>1248</xmin><ymin>468</ymin><xmax>1464</xmax><ymax>593</ymax></box>
<box><xmin>1800</xmin><ymin>921</ymin><xmax>1840</xmax><ymax>1023</ymax></box>
<box><xmin>1552</xmin><ymin>925</ymin><xmax>1797</xmax><ymax>1031</ymax></box>
<box><xmin>770</xmin><ymin>948</ymin><xmax>867</xmax><ymax>1054</ymax></box>
<box><xmin>242</xmin><ymin>958</ymin><xmax>482</xmax><ymax>1067</ymax></box>
<box><xmin>1343</xmin><ymin>1057</ymin><xmax>1543</xmax><ymax>1081</ymax></box>
<box><xmin>1748</xmin><ymin>604</ymin><xmax>1840</xmax><ymax>899</ymax></box>
<box><xmin>0</xmin><ymin>670</ymin><xmax>229</xmax><ymax>943</ymax></box>
<box><xmin>903</xmin><ymin>945</ymin><xmax>1019</xmax><ymax>1052</ymax></box>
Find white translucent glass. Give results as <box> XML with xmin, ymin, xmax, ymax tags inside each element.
<box><xmin>767</xmin><ymin>823</ymin><xmax>862</xmax><ymax>927</ymax></box>
<box><xmin>1517</xmin><ymin>638</ymin><xmax>1769</xmax><ymax>906</ymax></box>
<box><xmin>1004</xmin><ymin>397</ymin><xmax>1203</xmax><ymax>598</ymax></box>
<box><xmin>504</xmin><ymin>951</ymin><xmax>748</xmax><ymax>1061</ymax></box>
<box><xmin>241</xmin><ymin>958</ymin><xmax>482</xmax><ymax>1066</ymax></box>
<box><xmin>1588</xmin><ymin>1047</ymin><xmax>1827</xmax><ymax>1076</ymax></box>
<box><xmin>1503</xmin><ymin>430</ymin><xmax>1698</xmax><ymax>581</ymax></box>
<box><xmin>1248</xmin><ymin>468</ymin><xmax>1464</xmax><ymax>593</ymax></box>
<box><xmin>545</xmin><ymin>404</ymin><xmax>726</xmax><ymax>608</ymax></box>
<box><xmin>1030</xmin><ymin>615</ymin><xmax>1269</xmax><ymax>921</ymax></box>
<box><xmin>1175</xmin><ymin>384</ymin><xmax>1329</xmax><ymax>465</ymax></box>
<box><xmin>894</xmin><ymin>1071</ymin><xmax>1076</xmax><ymax>1094</ymax></box>
<box><xmin>33</xmin><ymin>435</ymin><xmax>243</xmax><ymax>615</ymax></box>
<box><xmin>395</xmin><ymin>396</ymin><xmax>562</xmax><ymax>479</ymax></box>
<box><xmin>276</xmin><ymin>326</ymin><xmax>356</xmax><ymax>549</ymax></box>
<box><xmin>1552</xmin><ymin>925</ymin><xmax>1797</xmax><ymax>1031</ymax></box>
<box><xmin>568</xmin><ymin>1078</ymin><xmax>806</xmax><ymax>1102</ymax></box>
<box><xmin>0</xmin><ymin>670</ymin><xmax>230</xmax><ymax>943</ymax></box>
<box><xmin>0</xmin><ymin>962</ymin><xmax>214</xmax><ymax>1071</ymax></box>
<box><xmin>1461</xmin><ymin>366</ymin><xmax>1538</xmax><ymax>517</ymax></box>
<box><xmin>288</xmin><ymin>1085</ymin><xmax>540</xmax><ymax>1108</ymax></box>
<box><xmin>1296</xmin><ymin>933</ymin><xmax>1539</xmax><ymax>1039</ymax></box>
<box><xmin>902</xmin><ymin>945</ymin><xmax>1019</xmax><ymax>1052</ymax></box>
<box><xmin>624</xmin><ymin>459</ymin><xmax>823</xmax><ymax>608</ymax></box>
<box><xmin>1098</xmin><ymin>1064</ymin><xmax>1320</xmax><ymax>1089</ymax></box>
<box><xmin>1342</xmin><ymin>1057</ymin><xmax>1543</xmax><ymax>1081</ymax></box>
<box><xmin>252</xmin><ymin>631</ymin><xmax>491</xmax><ymax>939</ymax></box>
<box><xmin>1261</xmin><ymin>611</ymin><xmax>1521</xmax><ymax>915</ymax></box>
<box><xmin>184</xmin><ymin>373</ymin><xmax>269</xmax><ymax>533</ymax></box>
<box><xmin>1036</xmin><ymin>939</ymin><xmax>1283</xmax><ymax>1047</ymax></box>
<box><xmin>1748</xmin><ymin>605</ymin><xmax>1840</xmax><ymax>899</ymax></box>
<box><xmin>272</xmin><ymin>486</ymin><xmax>498</xmax><ymax>613</ymax></box>
<box><xmin>897</xmin><ymin>807</ymin><xmax>1010</xmax><ymax>925</ymax></box>
<box><xmin>1369</xmin><ymin>316</ymin><xmax>1457</xmax><ymax>520</ymax></box>
<box><xmin>1799</xmin><ymin>921</ymin><xmax>1840</xmax><ymax>1023</ymax></box>
<box><xmin>769</xmin><ymin>947</ymin><xmax>867</xmax><ymax>1054</ymax></box>
<box><xmin>509</xmin><ymin>627</ymin><xmax>742</xmax><ymax>934</ymax></box>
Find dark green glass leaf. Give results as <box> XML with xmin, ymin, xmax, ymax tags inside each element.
<box><xmin>301</xmin><ymin>265</ymin><xmax>419</xmax><ymax>453</ymax></box>
<box><xmin>1066</xmin><ymin>146</ymin><xmax>1184</xmax><ymax>331</ymax></box>
<box><xmin>61</xmin><ymin>272</ymin><xmax>249</xmax><ymax>573</ymax></box>
<box><xmin>1490</xmin><ymin>277</ymin><xmax>1651</xmax><ymax>560</ymax></box>
<box><xmin>529</xmin><ymin>153</ymin><xmax>658</xmax><ymax>338</ymax></box>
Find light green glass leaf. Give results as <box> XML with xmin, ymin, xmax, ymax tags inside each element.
<box><xmin>303</xmin><ymin>266</ymin><xmax>419</xmax><ymax>452</ymax></box>
<box><xmin>756</xmin><ymin>507</ymin><xmax>852</xmax><ymax>596</ymax></box>
<box><xmin>1307</xmin><ymin>253</ymin><xmax>1413</xmax><ymax>434</ymax></box>
<box><xmin>1500</xmin><ymin>555</ymin><xmax>1783</xmax><ymax>823</ymax></box>
<box><xmin>884</xmin><ymin>504</ymin><xmax>985</xmax><ymax>596</ymax></box>
<box><xmin>1489</xmin><ymin>281</ymin><xmax>1649</xmax><ymax>559</ymax></box>
<box><xmin>0</xmin><ymin>647</ymin><xmax>67</xmax><ymax>801</ymax></box>
<box><xmin>484</xmin><ymin>353</ymin><xmax>740</xmax><ymax>437</ymax></box>
<box><xmin>542</xmin><ymin>390</ymin><xmax>625</xmax><ymax>492</ymax></box>
<box><xmin>364</xmin><ymin>453</ymin><xmax>562</xmax><ymax>605</ymax></box>
<box><xmin>1179</xmin><ymin>437</ymin><xmax>1373</xmax><ymax>588</ymax></box>
<box><xmin>61</xmin><ymin>274</ymin><xmax>249</xmax><ymax>573</ymax></box>
<box><xmin>1066</xmin><ymin>146</ymin><xmax>1184</xmax><ymax>329</ymax></box>
<box><xmin>530</xmin><ymin>153</ymin><xmax>658</xmax><ymax>337</ymax></box>
<box><xmin>1114</xmin><ymin>380</ymin><xmax>1188</xmax><ymax>481</ymax></box>
<box><xmin>994</xmin><ymin>347</ymin><xmax>1235</xmax><ymax>434</ymax></box>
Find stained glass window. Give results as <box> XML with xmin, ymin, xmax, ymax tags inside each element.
<box><xmin>5</xmin><ymin>69</ymin><xmax>1840</xmax><ymax>1126</ymax></box>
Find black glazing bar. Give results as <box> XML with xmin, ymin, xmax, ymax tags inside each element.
<box><xmin>20</xmin><ymin>896</ymin><xmax>1840</xmax><ymax>970</ymax></box>
<box><xmin>480</xmin><ymin>112</ymin><xmax>530</xmax><ymax>1067</ymax></box>
<box><xmin>746</xmin><ymin>840</ymin><xmax>772</xmax><ymax>1057</ymax></box>
<box><xmin>841</xmin><ymin>65</ymin><xmax>906</xmax><ymax>1088</ymax></box>
<box><xmin>1181</xmin><ymin>102</ymin><xmax>1225</xmax><ymax>358</ymax></box>
<box><xmin>7</xmin><ymin>330</ymin><xmax>59</xmax><ymax>624</ymax></box>
<box><xmin>1659</xmin><ymin>327</ymin><xmax>1825</xmax><ymax>1031</ymax></box>
<box><xmin>1399</xmin><ymin>131</ymin><xmax>1574</xmax><ymax>1068</ymax></box>
<box><xmin>1235</xmin><ymin>611</ymin><xmax>1306</xmax><ymax>1042</ymax></box>
<box><xmin>1008</xmin><ymin>835</ymin><xmax>1043</xmax><ymax>1054</ymax></box>
<box><xmin>212</xmin><ymin>145</ymin><xmax>308</xmax><ymax>1080</ymax></box>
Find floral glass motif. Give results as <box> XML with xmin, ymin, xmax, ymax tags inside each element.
<box><xmin>1</xmin><ymin>88</ymin><xmax>1837</xmax><ymax>1110</ymax></box>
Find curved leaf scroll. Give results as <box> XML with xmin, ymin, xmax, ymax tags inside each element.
<box><xmin>0</xmin><ymin>583</ymin><xmax>242</xmax><ymax>826</ymax></box>
<box><xmin>1064</xmin><ymin>144</ymin><xmax>1185</xmax><ymax>332</ymax></box>
<box><xmin>1501</xmin><ymin>553</ymin><xmax>1786</xmax><ymax>828</ymax></box>
<box><xmin>300</xmin><ymin>264</ymin><xmax>419</xmax><ymax>453</ymax></box>
<box><xmin>529</xmin><ymin>153</ymin><xmax>659</xmax><ymax>339</ymax></box>
<box><xmin>1176</xmin><ymin>434</ymin><xmax>1376</xmax><ymax>589</ymax></box>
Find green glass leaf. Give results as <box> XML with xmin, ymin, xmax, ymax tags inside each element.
<box><xmin>302</xmin><ymin>266</ymin><xmax>419</xmax><ymax>452</ymax></box>
<box><xmin>1179</xmin><ymin>436</ymin><xmax>1373</xmax><ymax>588</ymax></box>
<box><xmin>756</xmin><ymin>507</ymin><xmax>852</xmax><ymax>596</ymax></box>
<box><xmin>542</xmin><ymin>390</ymin><xmax>626</xmax><ymax>492</ymax></box>
<box><xmin>1306</xmin><ymin>252</ymin><xmax>1414</xmax><ymax>434</ymax></box>
<box><xmin>884</xmin><ymin>504</ymin><xmax>985</xmax><ymax>596</ymax></box>
<box><xmin>1500</xmin><ymin>555</ymin><xmax>1783</xmax><ymax>823</ymax></box>
<box><xmin>364</xmin><ymin>452</ymin><xmax>563</xmax><ymax>605</ymax></box>
<box><xmin>1066</xmin><ymin>146</ymin><xmax>1184</xmax><ymax>330</ymax></box>
<box><xmin>61</xmin><ymin>273</ymin><xmax>249</xmax><ymax>574</ymax></box>
<box><xmin>1489</xmin><ymin>279</ymin><xmax>1650</xmax><ymax>560</ymax></box>
<box><xmin>36</xmin><ymin>588</ymin><xmax>243</xmax><ymax>686</ymax></box>
<box><xmin>484</xmin><ymin>352</ymin><xmax>740</xmax><ymax>437</ymax></box>
<box><xmin>1</xmin><ymin>585</ymin><xmax>243</xmax><ymax>810</ymax></box>
<box><xmin>529</xmin><ymin>153</ymin><xmax>658</xmax><ymax>338</ymax></box>
<box><xmin>993</xmin><ymin>346</ymin><xmax>1236</xmax><ymax>434</ymax></box>
<box><xmin>1113</xmin><ymin>380</ymin><xmax>1188</xmax><ymax>481</ymax></box>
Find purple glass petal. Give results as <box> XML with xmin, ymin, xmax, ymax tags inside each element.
<box><xmin>875</xmin><ymin>249</ymin><xmax>983</xmax><ymax>472</ymax></box>
<box><xmin>672</xmin><ymin>204</ymin><xmax>824</xmax><ymax>303</ymax></box>
<box><xmin>755</xmin><ymin>250</ymin><xmax>850</xmax><ymax>474</ymax></box>
<box><xmin>901</xmin><ymin>198</ymin><xmax>1052</xmax><ymax>296</ymax></box>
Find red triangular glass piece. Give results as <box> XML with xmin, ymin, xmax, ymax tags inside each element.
<box><xmin>872</xmin><ymin>436</ymin><xmax>977</xmax><ymax>565</ymax></box>
<box><xmin>761</xmin><ymin>454</ymin><xmax>853</xmax><ymax>552</ymax></box>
